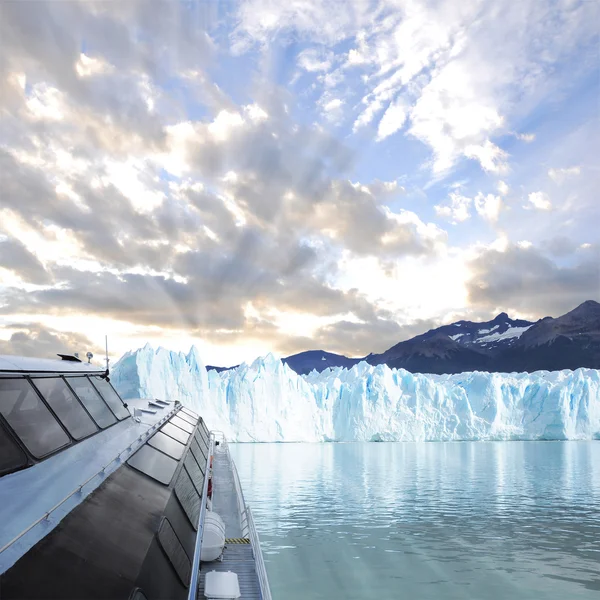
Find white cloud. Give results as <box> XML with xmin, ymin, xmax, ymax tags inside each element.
<box><xmin>233</xmin><ymin>0</ymin><xmax>597</xmax><ymax>178</ymax></box>
<box><xmin>548</xmin><ymin>166</ymin><xmax>581</xmax><ymax>185</ymax></box>
<box><xmin>474</xmin><ymin>192</ymin><xmax>502</xmax><ymax>222</ymax></box>
<box><xmin>516</xmin><ymin>132</ymin><xmax>535</xmax><ymax>142</ymax></box>
<box><xmin>527</xmin><ymin>191</ymin><xmax>552</xmax><ymax>210</ymax></box>
<box><xmin>435</xmin><ymin>192</ymin><xmax>472</xmax><ymax>224</ymax></box>
<box><xmin>464</xmin><ymin>140</ymin><xmax>509</xmax><ymax>174</ymax></box>
<box><xmin>376</xmin><ymin>98</ymin><xmax>407</xmax><ymax>141</ymax></box>
<box><xmin>322</xmin><ymin>97</ymin><xmax>343</xmax><ymax>112</ymax></box>
<box><xmin>497</xmin><ymin>180</ymin><xmax>510</xmax><ymax>196</ymax></box>
<box><xmin>297</xmin><ymin>48</ymin><xmax>333</xmax><ymax>72</ymax></box>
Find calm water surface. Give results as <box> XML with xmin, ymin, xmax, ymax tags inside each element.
<box><xmin>229</xmin><ymin>442</ymin><xmax>600</xmax><ymax>599</ymax></box>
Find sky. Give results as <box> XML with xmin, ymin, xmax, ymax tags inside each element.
<box><xmin>0</xmin><ymin>0</ymin><xmax>598</xmax><ymax>367</ymax></box>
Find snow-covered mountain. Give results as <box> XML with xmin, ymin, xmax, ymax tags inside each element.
<box><xmin>111</xmin><ymin>344</ymin><xmax>600</xmax><ymax>442</ymax></box>
<box><xmin>256</xmin><ymin>300</ymin><xmax>600</xmax><ymax>375</ymax></box>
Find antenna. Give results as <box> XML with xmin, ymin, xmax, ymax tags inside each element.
<box><xmin>105</xmin><ymin>335</ymin><xmax>110</xmax><ymax>373</ymax></box>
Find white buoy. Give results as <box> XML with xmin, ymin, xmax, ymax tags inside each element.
<box><xmin>201</xmin><ymin>511</ymin><xmax>226</xmax><ymax>561</ymax></box>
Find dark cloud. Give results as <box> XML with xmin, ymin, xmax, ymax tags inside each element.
<box><xmin>468</xmin><ymin>243</ymin><xmax>600</xmax><ymax>317</ymax></box>
<box><xmin>0</xmin><ymin>237</ymin><xmax>52</xmax><ymax>284</ymax></box>
<box><xmin>0</xmin><ymin>323</ymin><xmax>101</xmax><ymax>359</ymax></box>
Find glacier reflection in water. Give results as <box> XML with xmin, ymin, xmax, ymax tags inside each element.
<box><xmin>229</xmin><ymin>442</ymin><xmax>600</xmax><ymax>599</ymax></box>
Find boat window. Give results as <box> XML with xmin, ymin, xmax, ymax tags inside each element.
<box><xmin>0</xmin><ymin>421</ymin><xmax>28</xmax><ymax>475</ymax></box>
<box><xmin>161</xmin><ymin>421</ymin><xmax>190</xmax><ymax>445</ymax></box>
<box><xmin>174</xmin><ymin>467</ymin><xmax>200</xmax><ymax>530</ymax></box>
<box><xmin>32</xmin><ymin>378</ymin><xmax>98</xmax><ymax>440</ymax></box>
<box><xmin>157</xmin><ymin>518</ymin><xmax>190</xmax><ymax>587</ymax></box>
<box><xmin>90</xmin><ymin>377</ymin><xmax>130</xmax><ymax>420</ymax></box>
<box><xmin>66</xmin><ymin>377</ymin><xmax>117</xmax><ymax>428</ymax></box>
<box><xmin>184</xmin><ymin>452</ymin><xmax>205</xmax><ymax>495</ymax></box>
<box><xmin>195</xmin><ymin>429</ymin><xmax>209</xmax><ymax>451</ymax></box>
<box><xmin>171</xmin><ymin>414</ymin><xmax>194</xmax><ymax>434</ymax></box>
<box><xmin>148</xmin><ymin>431</ymin><xmax>186</xmax><ymax>460</ymax></box>
<box><xmin>191</xmin><ymin>437</ymin><xmax>207</xmax><ymax>466</ymax></box>
<box><xmin>127</xmin><ymin>444</ymin><xmax>178</xmax><ymax>485</ymax></box>
<box><xmin>175</xmin><ymin>411</ymin><xmax>197</xmax><ymax>426</ymax></box>
<box><xmin>199</xmin><ymin>418</ymin><xmax>209</xmax><ymax>437</ymax></box>
<box><xmin>181</xmin><ymin>407</ymin><xmax>199</xmax><ymax>420</ymax></box>
<box><xmin>0</xmin><ymin>378</ymin><xmax>70</xmax><ymax>458</ymax></box>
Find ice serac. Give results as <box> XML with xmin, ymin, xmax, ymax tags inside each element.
<box><xmin>111</xmin><ymin>345</ymin><xmax>600</xmax><ymax>442</ymax></box>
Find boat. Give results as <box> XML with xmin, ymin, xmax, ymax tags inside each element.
<box><xmin>0</xmin><ymin>353</ymin><xmax>272</xmax><ymax>600</ymax></box>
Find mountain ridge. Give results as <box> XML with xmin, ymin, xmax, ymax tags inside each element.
<box><xmin>206</xmin><ymin>300</ymin><xmax>600</xmax><ymax>375</ymax></box>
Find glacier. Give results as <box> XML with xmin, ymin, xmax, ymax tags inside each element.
<box><xmin>111</xmin><ymin>344</ymin><xmax>600</xmax><ymax>442</ymax></box>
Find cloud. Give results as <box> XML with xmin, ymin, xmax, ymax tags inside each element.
<box><xmin>474</xmin><ymin>192</ymin><xmax>502</xmax><ymax>222</ymax></box>
<box><xmin>527</xmin><ymin>191</ymin><xmax>552</xmax><ymax>210</ymax></box>
<box><xmin>232</xmin><ymin>0</ymin><xmax>596</xmax><ymax>177</ymax></box>
<box><xmin>376</xmin><ymin>98</ymin><xmax>408</xmax><ymax>141</ymax></box>
<box><xmin>0</xmin><ymin>323</ymin><xmax>102</xmax><ymax>359</ymax></box>
<box><xmin>548</xmin><ymin>166</ymin><xmax>581</xmax><ymax>185</ymax></box>
<box><xmin>0</xmin><ymin>236</ymin><xmax>52</xmax><ymax>284</ymax></box>
<box><xmin>467</xmin><ymin>243</ymin><xmax>600</xmax><ymax>317</ymax></box>
<box><xmin>297</xmin><ymin>48</ymin><xmax>333</xmax><ymax>72</ymax></box>
<box><xmin>497</xmin><ymin>180</ymin><xmax>510</xmax><ymax>196</ymax></box>
<box><xmin>435</xmin><ymin>192</ymin><xmax>472</xmax><ymax>224</ymax></box>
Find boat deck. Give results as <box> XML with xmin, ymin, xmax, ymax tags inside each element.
<box><xmin>197</xmin><ymin>447</ymin><xmax>262</xmax><ymax>599</ymax></box>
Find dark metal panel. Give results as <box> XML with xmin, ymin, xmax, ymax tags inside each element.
<box><xmin>147</xmin><ymin>430</ymin><xmax>186</xmax><ymax>460</ymax></box>
<box><xmin>157</xmin><ymin>519</ymin><xmax>190</xmax><ymax>587</ymax></box>
<box><xmin>190</xmin><ymin>437</ymin><xmax>207</xmax><ymax>469</ymax></box>
<box><xmin>127</xmin><ymin>445</ymin><xmax>178</xmax><ymax>486</ymax></box>
<box><xmin>180</xmin><ymin>407</ymin><xmax>198</xmax><ymax>420</ymax></box>
<box><xmin>183</xmin><ymin>452</ymin><xmax>205</xmax><ymax>496</ymax></box>
<box><xmin>135</xmin><ymin>538</ymin><xmax>186</xmax><ymax>600</ymax></box>
<box><xmin>170</xmin><ymin>415</ymin><xmax>194</xmax><ymax>434</ymax></box>
<box><xmin>161</xmin><ymin>422</ymin><xmax>190</xmax><ymax>445</ymax></box>
<box><xmin>0</xmin><ymin>466</ymin><xmax>170</xmax><ymax>599</ymax></box>
<box><xmin>175</xmin><ymin>411</ymin><xmax>197</xmax><ymax>426</ymax></box>
<box><xmin>173</xmin><ymin>466</ymin><xmax>200</xmax><ymax>530</ymax></box>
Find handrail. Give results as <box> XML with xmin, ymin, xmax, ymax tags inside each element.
<box><xmin>187</xmin><ymin>432</ymin><xmax>214</xmax><ymax>600</ymax></box>
<box><xmin>215</xmin><ymin>434</ymin><xmax>271</xmax><ymax>600</ymax></box>
<box><xmin>247</xmin><ymin>505</ymin><xmax>272</xmax><ymax>600</ymax></box>
<box><xmin>0</xmin><ymin>405</ymin><xmax>179</xmax><ymax>557</ymax></box>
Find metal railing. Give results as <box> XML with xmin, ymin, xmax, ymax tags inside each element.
<box><xmin>0</xmin><ymin>405</ymin><xmax>179</xmax><ymax>558</ymax></box>
<box><xmin>247</xmin><ymin>505</ymin><xmax>272</xmax><ymax>600</ymax></box>
<box><xmin>187</xmin><ymin>432</ymin><xmax>214</xmax><ymax>600</ymax></box>
<box><xmin>217</xmin><ymin>434</ymin><xmax>272</xmax><ymax>600</ymax></box>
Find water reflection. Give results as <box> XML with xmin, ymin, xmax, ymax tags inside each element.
<box><xmin>230</xmin><ymin>442</ymin><xmax>600</xmax><ymax>599</ymax></box>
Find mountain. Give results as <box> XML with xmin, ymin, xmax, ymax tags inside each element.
<box><xmin>111</xmin><ymin>344</ymin><xmax>600</xmax><ymax>442</ymax></box>
<box><xmin>203</xmin><ymin>300</ymin><xmax>599</xmax><ymax>375</ymax></box>
<box><xmin>498</xmin><ymin>300</ymin><xmax>600</xmax><ymax>372</ymax></box>
<box><xmin>281</xmin><ymin>350</ymin><xmax>360</xmax><ymax>375</ymax></box>
<box><xmin>278</xmin><ymin>300</ymin><xmax>600</xmax><ymax>375</ymax></box>
<box><xmin>366</xmin><ymin>312</ymin><xmax>535</xmax><ymax>374</ymax></box>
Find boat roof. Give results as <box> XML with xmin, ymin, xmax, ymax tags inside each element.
<box><xmin>0</xmin><ymin>398</ymin><xmax>177</xmax><ymax>573</ymax></box>
<box><xmin>0</xmin><ymin>355</ymin><xmax>105</xmax><ymax>375</ymax></box>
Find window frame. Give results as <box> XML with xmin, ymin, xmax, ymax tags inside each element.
<box><xmin>88</xmin><ymin>376</ymin><xmax>131</xmax><ymax>421</ymax></box>
<box><xmin>0</xmin><ymin>372</ymin><xmax>129</xmax><ymax>477</ymax></box>
<box><xmin>29</xmin><ymin>376</ymin><xmax>99</xmax><ymax>442</ymax></box>
<box><xmin>0</xmin><ymin>376</ymin><xmax>72</xmax><ymax>460</ymax></box>
<box><xmin>64</xmin><ymin>375</ymin><xmax>118</xmax><ymax>429</ymax></box>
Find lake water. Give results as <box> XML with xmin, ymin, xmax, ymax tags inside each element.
<box><xmin>229</xmin><ymin>442</ymin><xmax>600</xmax><ymax>599</ymax></box>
